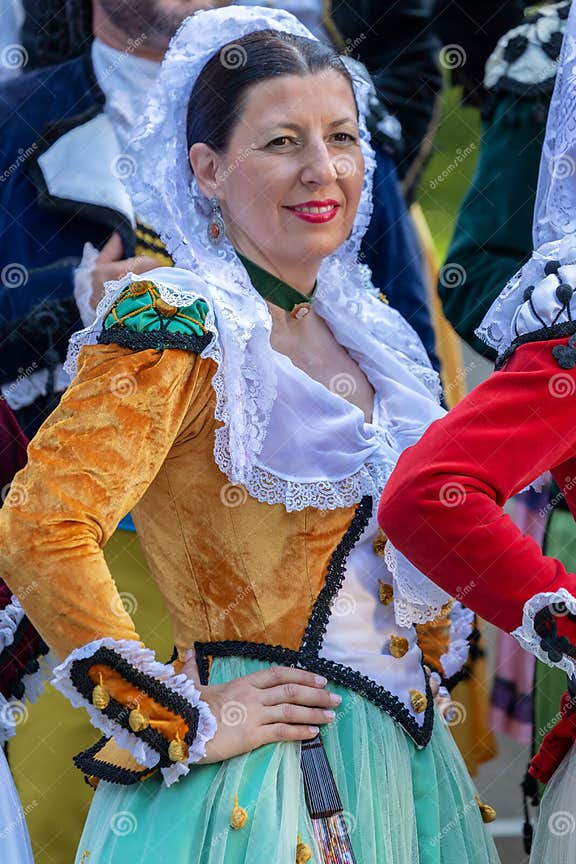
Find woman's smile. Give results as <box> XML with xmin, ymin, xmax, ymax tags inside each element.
<box><xmin>284</xmin><ymin>199</ymin><xmax>341</xmax><ymax>223</ymax></box>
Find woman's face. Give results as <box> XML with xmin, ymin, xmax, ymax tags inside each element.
<box><xmin>192</xmin><ymin>69</ymin><xmax>364</xmax><ymax>277</ymax></box>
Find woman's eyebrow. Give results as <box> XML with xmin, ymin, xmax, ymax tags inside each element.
<box><xmin>258</xmin><ymin>117</ymin><xmax>357</xmax><ymax>133</ymax></box>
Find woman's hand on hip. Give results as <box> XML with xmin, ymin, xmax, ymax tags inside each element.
<box><xmin>198</xmin><ymin>665</ymin><xmax>341</xmax><ymax>763</ymax></box>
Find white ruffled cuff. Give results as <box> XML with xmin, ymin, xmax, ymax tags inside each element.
<box><xmin>51</xmin><ymin>638</ymin><xmax>217</xmax><ymax>786</ymax></box>
<box><xmin>0</xmin><ymin>596</ymin><xmax>25</xmax><ymax>653</ymax></box>
<box><xmin>512</xmin><ymin>589</ymin><xmax>576</xmax><ymax>678</ymax></box>
<box><xmin>440</xmin><ymin>602</ymin><xmax>475</xmax><ymax>680</ymax></box>
<box><xmin>73</xmin><ymin>242</ymin><xmax>100</xmax><ymax>327</ymax></box>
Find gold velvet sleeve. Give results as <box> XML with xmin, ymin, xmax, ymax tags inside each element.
<box><xmin>0</xmin><ymin>342</ymin><xmax>214</xmax><ymax>660</ymax></box>
<box><xmin>415</xmin><ymin>605</ymin><xmax>452</xmax><ymax>675</ymax></box>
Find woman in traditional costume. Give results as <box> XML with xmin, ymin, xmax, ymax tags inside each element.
<box><xmin>379</xmin><ymin>3</ymin><xmax>576</xmax><ymax>860</ymax></box>
<box><xmin>0</xmin><ymin>8</ymin><xmax>499</xmax><ymax>863</ymax></box>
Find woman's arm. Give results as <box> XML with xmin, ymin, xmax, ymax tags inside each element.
<box><xmin>378</xmin><ymin>337</ymin><xmax>576</xmax><ymax>658</ymax></box>
<box><xmin>0</xmin><ymin>282</ymin><xmax>338</xmax><ymax>783</ymax></box>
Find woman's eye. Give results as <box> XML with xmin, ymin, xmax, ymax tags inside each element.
<box><xmin>331</xmin><ymin>132</ymin><xmax>357</xmax><ymax>144</ymax></box>
<box><xmin>267</xmin><ymin>136</ymin><xmax>297</xmax><ymax>148</ymax></box>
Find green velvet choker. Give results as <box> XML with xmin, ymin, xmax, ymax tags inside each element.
<box><xmin>237</xmin><ymin>252</ymin><xmax>316</xmax><ymax>319</ymax></box>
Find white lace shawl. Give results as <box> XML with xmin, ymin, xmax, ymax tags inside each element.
<box><xmin>64</xmin><ymin>7</ymin><xmax>448</xmax><ymax>625</ymax></box>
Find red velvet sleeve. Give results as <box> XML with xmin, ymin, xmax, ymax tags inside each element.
<box><xmin>378</xmin><ymin>337</ymin><xmax>576</xmax><ymax>634</ymax></box>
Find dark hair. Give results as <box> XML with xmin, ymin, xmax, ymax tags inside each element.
<box><xmin>186</xmin><ymin>30</ymin><xmax>356</xmax><ymax>153</ymax></box>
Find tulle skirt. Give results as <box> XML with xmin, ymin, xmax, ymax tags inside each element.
<box><xmin>76</xmin><ymin>658</ymin><xmax>499</xmax><ymax>864</ymax></box>
<box><xmin>530</xmin><ymin>743</ymin><xmax>576</xmax><ymax>862</ymax></box>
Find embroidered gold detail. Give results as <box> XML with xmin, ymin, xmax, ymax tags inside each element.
<box><xmin>230</xmin><ymin>793</ymin><xmax>248</xmax><ymax>830</ymax></box>
<box><xmin>153</xmin><ymin>297</ymin><xmax>179</xmax><ymax>318</ymax></box>
<box><xmin>80</xmin><ymin>852</ymin><xmax>91</xmax><ymax>863</ymax></box>
<box><xmin>409</xmin><ymin>689</ymin><xmax>427</xmax><ymax>714</ymax></box>
<box><xmin>92</xmin><ymin>673</ymin><xmax>110</xmax><ymax>710</ymax></box>
<box><xmin>372</xmin><ymin>528</ymin><xmax>387</xmax><ymax>557</ymax></box>
<box><xmin>128</xmin><ymin>708</ymin><xmax>150</xmax><ymax>732</ymax></box>
<box><xmin>475</xmin><ymin>796</ymin><xmax>497</xmax><ymax>823</ymax></box>
<box><xmin>296</xmin><ymin>834</ymin><xmax>312</xmax><ymax>863</ymax></box>
<box><xmin>389</xmin><ymin>635</ymin><xmax>409</xmax><ymax>658</ymax></box>
<box><xmin>378</xmin><ymin>580</ymin><xmax>394</xmax><ymax>606</ymax></box>
<box><xmin>377</xmin><ymin>292</ymin><xmax>389</xmax><ymax>305</ymax></box>
<box><xmin>168</xmin><ymin>735</ymin><xmax>189</xmax><ymax>763</ymax></box>
<box><xmin>86</xmin><ymin>775</ymin><xmax>100</xmax><ymax>790</ymax></box>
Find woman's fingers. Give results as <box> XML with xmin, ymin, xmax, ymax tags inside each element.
<box><xmin>260</xmin><ymin>683</ymin><xmax>341</xmax><ymax>709</ymax></box>
<box><xmin>250</xmin><ymin>665</ymin><xmax>328</xmax><ymax>690</ymax></box>
<box><xmin>262</xmin><ymin>703</ymin><xmax>337</xmax><ymax>726</ymax></box>
<box><xmin>257</xmin><ymin>723</ymin><xmax>322</xmax><ymax>746</ymax></box>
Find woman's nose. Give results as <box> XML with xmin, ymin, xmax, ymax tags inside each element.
<box><xmin>300</xmin><ymin>141</ymin><xmax>338</xmax><ymax>187</ymax></box>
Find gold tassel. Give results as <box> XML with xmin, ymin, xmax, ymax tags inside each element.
<box><xmin>168</xmin><ymin>732</ymin><xmax>189</xmax><ymax>763</ymax></box>
<box><xmin>475</xmin><ymin>795</ymin><xmax>497</xmax><ymax>823</ymax></box>
<box><xmin>296</xmin><ymin>834</ymin><xmax>312</xmax><ymax>864</ymax></box>
<box><xmin>92</xmin><ymin>673</ymin><xmax>110</xmax><ymax>710</ymax></box>
<box><xmin>128</xmin><ymin>708</ymin><xmax>150</xmax><ymax>732</ymax></box>
<box><xmin>230</xmin><ymin>794</ymin><xmax>248</xmax><ymax>830</ymax></box>
<box><xmin>378</xmin><ymin>580</ymin><xmax>394</xmax><ymax>606</ymax></box>
<box><xmin>409</xmin><ymin>689</ymin><xmax>427</xmax><ymax>713</ymax></box>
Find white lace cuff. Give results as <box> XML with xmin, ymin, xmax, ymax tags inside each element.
<box><xmin>51</xmin><ymin>638</ymin><xmax>217</xmax><ymax>786</ymax></box>
<box><xmin>512</xmin><ymin>589</ymin><xmax>576</xmax><ymax>678</ymax></box>
<box><xmin>73</xmin><ymin>242</ymin><xmax>100</xmax><ymax>327</ymax></box>
<box><xmin>440</xmin><ymin>602</ymin><xmax>475</xmax><ymax>679</ymax></box>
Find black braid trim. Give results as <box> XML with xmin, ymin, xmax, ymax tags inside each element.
<box><xmin>441</xmin><ymin>626</ymin><xmax>481</xmax><ymax>692</ymax></box>
<box><xmin>533</xmin><ymin>606</ymin><xmax>576</xmax><ymax>665</ymax></box>
<box><xmin>69</xmin><ymin>646</ymin><xmax>199</xmax><ymax>768</ymax></box>
<box><xmin>193</xmin><ymin>497</ymin><xmax>434</xmax><ymax>748</ymax></box>
<box><xmin>299</xmin><ymin>496</ymin><xmax>372</xmax><ymax>658</ymax></box>
<box><xmin>98</xmin><ymin>326</ymin><xmax>213</xmax><ymax>355</ymax></box>
<box><xmin>73</xmin><ymin>735</ymin><xmax>158</xmax><ymax>786</ymax></box>
<box><xmin>495</xmin><ymin>321</ymin><xmax>576</xmax><ymax>369</ymax></box>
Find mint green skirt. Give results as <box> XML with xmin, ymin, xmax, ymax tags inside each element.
<box><xmin>75</xmin><ymin>658</ymin><xmax>499</xmax><ymax>863</ymax></box>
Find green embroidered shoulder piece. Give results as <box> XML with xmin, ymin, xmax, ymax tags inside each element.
<box><xmin>97</xmin><ymin>280</ymin><xmax>213</xmax><ymax>353</ymax></box>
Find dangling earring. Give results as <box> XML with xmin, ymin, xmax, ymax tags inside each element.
<box><xmin>207</xmin><ymin>196</ymin><xmax>225</xmax><ymax>245</ymax></box>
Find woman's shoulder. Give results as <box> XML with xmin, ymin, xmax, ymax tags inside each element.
<box><xmin>96</xmin><ymin>267</ymin><xmax>216</xmax><ymax>356</ymax></box>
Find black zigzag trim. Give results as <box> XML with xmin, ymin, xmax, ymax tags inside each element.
<box><xmin>73</xmin><ymin>735</ymin><xmax>156</xmax><ymax>786</ymax></box>
<box><xmin>194</xmin><ymin>497</ymin><xmax>435</xmax><ymax>748</ymax></box>
<box><xmin>98</xmin><ymin>326</ymin><xmax>213</xmax><ymax>355</ymax></box>
<box><xmin>69</xmin><ymin>646</ymin><xmax>199</xmax><ymax>768</ymax></box>
<box><xmin>495</xmin><ymin>321</ymin><xmax>576</xmax><ymax>369</ymax></box>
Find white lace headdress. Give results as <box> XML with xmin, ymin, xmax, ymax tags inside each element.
<box><xmin>478</xmin><ymin>2</ymin><xmax>576</xmax><ymax>356</ymax></box>
<box><xmin>65</xmin><ymin>6</ymin><xmax>449</xmax><ymax>625</ymax></box>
